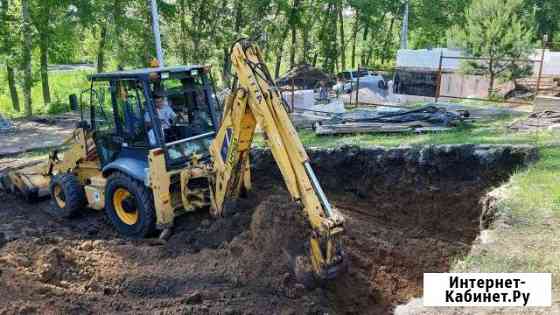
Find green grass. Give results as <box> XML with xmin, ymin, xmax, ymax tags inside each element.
<box><xmin>254</xmin><ymin>116</ymin><xmax>558</xmax><ymax>149</ymax></box>
<box><xmin>452</xmin><ymin>146</ymin><xmax>560</xmax><ymax>298</ymax></box>
<box><xmin>0</xmin><ymin>70</ymin><xmax>92</xmax><ymax>118</ymax></box>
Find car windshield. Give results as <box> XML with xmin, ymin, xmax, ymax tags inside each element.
<box><xmin>147</xmin><ymin>70</ymin><xmax>217</xmax><ymax>166</ymax></box>
<box><xmin>166</xmin><ymin>132</ymin><xmax>215</xmax><ymax>163</ymax></box>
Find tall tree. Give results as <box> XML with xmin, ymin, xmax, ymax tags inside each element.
<box><xmin>525</xmin><ymin>0</ymin><xmax>560</xmax><ymax>42</ymax></box>
<box><xmin>448</xmin><ymin>0</ymin><xmax>533</xmax><ymax>94</ymax></box>
<box><xmin>288</xmin><ymin>0</ymin><xmax>301</xmax><ymax>69</ymax></box>
<box><xmin>0</xmin><ymin>0</ymin><xmax>21</xmax><ymax>111</ymax></box>
<box><xmin>338</xmin><ymin>0</ymin><xmax>346</xmax><ymax>70</ymax></box>
<box><xmin>21</xmin><ymin>0</ymin><xmax>33</xmax><ymax>116</ymax></box>
<box><xmin>318</xmin><ymin>0</ymin><xmax>338</xmax><ymax>73</ymax></box>
<box><xmin>31</xmin><ymin>0</ymin><xmax>61</xmax><ymax>105</ymax></box>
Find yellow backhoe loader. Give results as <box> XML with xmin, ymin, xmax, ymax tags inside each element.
<box><xmin>1</xmin><ymin>39</ymin><xmax>346</xmax><ymax>281</ymax></box>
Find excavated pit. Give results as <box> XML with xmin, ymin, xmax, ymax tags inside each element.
<box><xmin>250</xmin><ymin>144</ymin><xmax>538</xmax><ymax>314</ymax></box>
<box><xmin>0</xmin><ymin>144</ymin><xmax>537</xmax><ymax>314</ymax></box>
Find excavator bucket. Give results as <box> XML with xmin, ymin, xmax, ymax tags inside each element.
<box><xmin>0</xmin><ymin>161</ymin><xmax>51</xmax><ymax>201</ymax></box>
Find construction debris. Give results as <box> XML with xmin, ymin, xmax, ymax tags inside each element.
<box><xmin>289</xmin><ymin>99</ymin><xmax>346</xmax><ymax>129</ymax></box>
<box><xmin>509</xmin><ymin>111</ymin><xmax>560</xmax><ymax>132</ymax></box>
<box><xmin>314</xmin><ymin>105</ymin><xmax>467</xmax><ymax>135</ymax></box>
<box><xmin>276</xmin><ymin>64</ymin><xmax>334</xmax><ymax>90</ymax></box>
<box><xmin>534</xmin><ymin>95</ymin><xmax>560</xmax><ymax>112</ymax></box>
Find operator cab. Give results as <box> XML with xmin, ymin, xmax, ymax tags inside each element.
<box><xmin>85</xmin><ymin>66</ymin><xmax>220</xmax><ymax>171</ymax></box>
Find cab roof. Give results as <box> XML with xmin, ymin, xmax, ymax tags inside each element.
<box><xmin>89</xmin><ymin>65</ymin><xmax>206</xmax><ymax>81</ymax></box>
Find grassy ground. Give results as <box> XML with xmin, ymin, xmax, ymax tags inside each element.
<box><xmin>253</xmin><ymin>115</ymin><xmax>557</xmax><ymax>149</ymax></box>
<box><xmin>0</xmin><ymin>70</ymin><xmax>92</xmax><ymax>118</ymax></box>
<box><xmin>452</xmin><ymin>146</ymin><xmax>560</xmax><ymax>296</ymax></box>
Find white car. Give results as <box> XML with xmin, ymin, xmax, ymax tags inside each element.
<box><xmin>333</xmin><ymin>70</ymin><xmax>387</xmax><ymax>94</ymax></box>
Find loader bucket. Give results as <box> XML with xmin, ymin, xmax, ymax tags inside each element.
<box><xmin>0</xmin><ymin>162</ymin><xmax>51</xmax><ymax>201</ymax></box>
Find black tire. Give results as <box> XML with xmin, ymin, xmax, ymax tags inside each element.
<box><xmin>105</xmin><ymin>172</ymin><xmax>156</xmax><ymax>238</ymax></box>
<box><xmin>378</xmin><ymin>80</ymin><xmax>387</xmax><ymax>90</ymax></box>
<box><xmin>49</xmin><ymin>173</ymin><xmax>86</xmax><ymax>218</ymax></box>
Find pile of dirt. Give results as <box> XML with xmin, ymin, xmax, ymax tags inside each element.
<box><xmin>276</xmin><ymin>64</ymin><xmax>334</xmax><ymax>89</ymax></box>
<box><xmin>0</xmin><ymin>144</ymin><xmax>537</xmax><ymax>314</ymax></box>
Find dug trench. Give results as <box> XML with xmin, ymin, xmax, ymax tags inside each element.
<box><xmin>0</xmin><ymin>144</ymin><xmax>537</xmax><ymax>314</ymax></box>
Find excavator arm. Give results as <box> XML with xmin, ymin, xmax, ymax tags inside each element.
<box><xmin>209</xmin><ymin>39</ymin><xmax>346</xmax><ymax>280</ymax></box>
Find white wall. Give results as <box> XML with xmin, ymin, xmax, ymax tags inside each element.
<box><xmin>398</xmin><ymin>48</ymin><xmax>560</xmax><ymax>76</ymax></box>
<box><xmin>396</xmin><ymin>48</ymin><xmax>463</xmax><ymax>71</ymax></box>
<box><xmin>531</xmin><ymin>50</ymin><xmax>560</xmax><ymax>76</ymax></box>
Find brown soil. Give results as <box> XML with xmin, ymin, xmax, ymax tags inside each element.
<box><xmin>0</xmin><ymin>145</ymin><xmax>537</xmax><ymax>314</ymax></box>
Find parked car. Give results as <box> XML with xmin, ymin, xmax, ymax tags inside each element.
<box><xmin>333</xmin><ymin>70</ymin><xmax>387</xmax><ymax>93</ymax></box>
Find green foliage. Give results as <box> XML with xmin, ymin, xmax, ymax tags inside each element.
<box><xmin>0</xmin><ymin>70</ymin><xmax>90</xmax><ymax>117</ymax></box>
<box><xmin>447</xmin><ymin>0</ymin><xmax>534</xmax><ymax>91</ymax></box>
<box><xmin>0</xmin><ymin>0</ymin><xmax>550</xmax><ymax>118</ymax></box>
<box><xmin>46</xmin><ymin>99</ymin><xmax>70</xmax><ymax>115</ymax></box>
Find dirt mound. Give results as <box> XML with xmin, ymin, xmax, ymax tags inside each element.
<box><xmin>250</xmin><ymin>193</ymin><xmax>308</xmax><ymax>262</ymax></box>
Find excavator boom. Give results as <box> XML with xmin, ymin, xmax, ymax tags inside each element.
<box><xmin>209</xmin><ymin>39</ymin><xmax>346</xmax><ymax>280</ymax></box>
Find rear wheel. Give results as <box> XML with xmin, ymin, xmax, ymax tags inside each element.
<box><xmin>49</xmin><ymin>173</ymin><xmax>86</xmax><ymax>218</ymax></box>
<box><xmin>105</xmin><ymin>173</ymin><xmax>155</xmax><ymax>238</ymax></box>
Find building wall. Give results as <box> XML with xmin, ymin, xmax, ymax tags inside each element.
<box><xmin>441</xmin><ymin>73</ymin><xmax>490</xmax><ymax>98</ymax></box>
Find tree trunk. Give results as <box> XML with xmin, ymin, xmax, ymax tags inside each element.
<box><xmin>21</xmin><ymin>0</ymin><xmax>33</xmax><ymax>116</ymax></box>
<box><xmin>39</xmin><ymin>31</ymin><xmax>51</xmax><ymax>105</ymax></box>
<box><xmin>179</xmin><ymin>0</ymin><xmax>188</xmax><ymax>64</ymax></box>
<box><xmin>274</xmin><ymin>27</ymin><xmax>290</xmax><ymax>79</ymax></box>
<box><xmin>301</xmin><ymin>26</ymin><xmax>310</xmax><ymax>64</ymax></box>
<box><xmin>274</xmin><ymin>46</ymin><xmax>284</xmax><ymax>79</ymax></box>
<box><xmin>222</xmin><ymin>0</ymin><xmax>243</xmax><ymax>86</ymax></box>
<box><xmin>360</xmin><ymin>22</ymin><xmax>369</xmax><ymax>65</ymax></box>
<box><xmin>113</xmin><ymin>0</ymin><xmax>125</xmax><ymax>68</ymax></box>
<box><xmin>289</xmin><ymin>25</ymin><xmax>297</xmax><ymax>69</ymax></box>
<box><xmin>380</xmin><ymin>15</ymin><xmax>396</xmax><ymax>65</ymax></box>
<box><xmin>7</xmin><ymin>65</ymin><xmax>20</xmax><ymax>112</ymax></box>
<box><xmin>488</xmin><ymin>58</ymin><xmax>495</xmax><ymax>96</ymax></box>
<box><xmin>351</xmin><ymin>11</ymin><xmax>359</xmax><ymax>69</ymax></box>
<box><xmin>289</xmin><ymin>0</ymin><xmax>300</xmax><ymax>69</ymax></box>
<box><xmin>322</xmin><ymin>2</ymin><xmax>338</xmax><ymax>74</ymax></box>
<box><xmin>97</xmin><ymin>23</ymin><xmax>108</xmax><ymax>73</ymax></box>
<box><xmin>371</xmin><ymin>13</ymin><xmax>387</xmax><ymax>65</ymax></box>
<box><xmin>338</xmin><ymin>2</ymin><xmax>346</xmax><ymax>70</ymax></box>
<box><xmin>143</xmin><ymin>0</ymin><xmax>153</xmax><ymax>67</ymax></box>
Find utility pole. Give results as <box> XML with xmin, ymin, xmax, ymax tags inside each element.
<box><xmin>400</xmin><ymin>0</ymin><xmax>409</xmax><ymax>50</ymax></box>
<box><xmin>150</xmin><ymin>0</ymin><xmax>165</xmax><ymax>67</ymax></box>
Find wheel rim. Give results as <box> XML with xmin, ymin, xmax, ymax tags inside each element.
<box><xmin>113</xmin><ymin>188</ymin><xmax>139</xmax><ymax>225</ymax></box>
<box><xmin>53</xmin><ymin>185</ymin><xmax>66</xmax><ymax>208</ymax></box>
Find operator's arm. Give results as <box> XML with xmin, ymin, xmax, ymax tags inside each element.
<box><xmin>209</xmin><ymin>39</ymin><xmax>346</xmax><ymax>280</ymax></box>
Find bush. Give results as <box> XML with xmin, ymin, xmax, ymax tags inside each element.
<box><xmin>47</xmin><ymin>100</ymin><xmax>70</xmax><ymax>115</ymax></box>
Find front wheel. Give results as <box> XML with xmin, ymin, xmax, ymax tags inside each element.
<box><xmin>49</xmin><ymin>173</ymin><xmax>86</xmax><ymax>218</ymax></box>
<box><xmin>105</xmin><ymin>173</ymin><xmax>156</xmax><ymax>238</ymax></box>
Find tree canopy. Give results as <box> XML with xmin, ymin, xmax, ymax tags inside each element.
<box><xmin>448</xmin><ymin>0</ymin><xmax>534</xmax><ymax>94</ymax></box>
<box><xmin>0</xmin><ymin>0</ymin><xmax>553</xmax><ymax>116</ymax></box>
